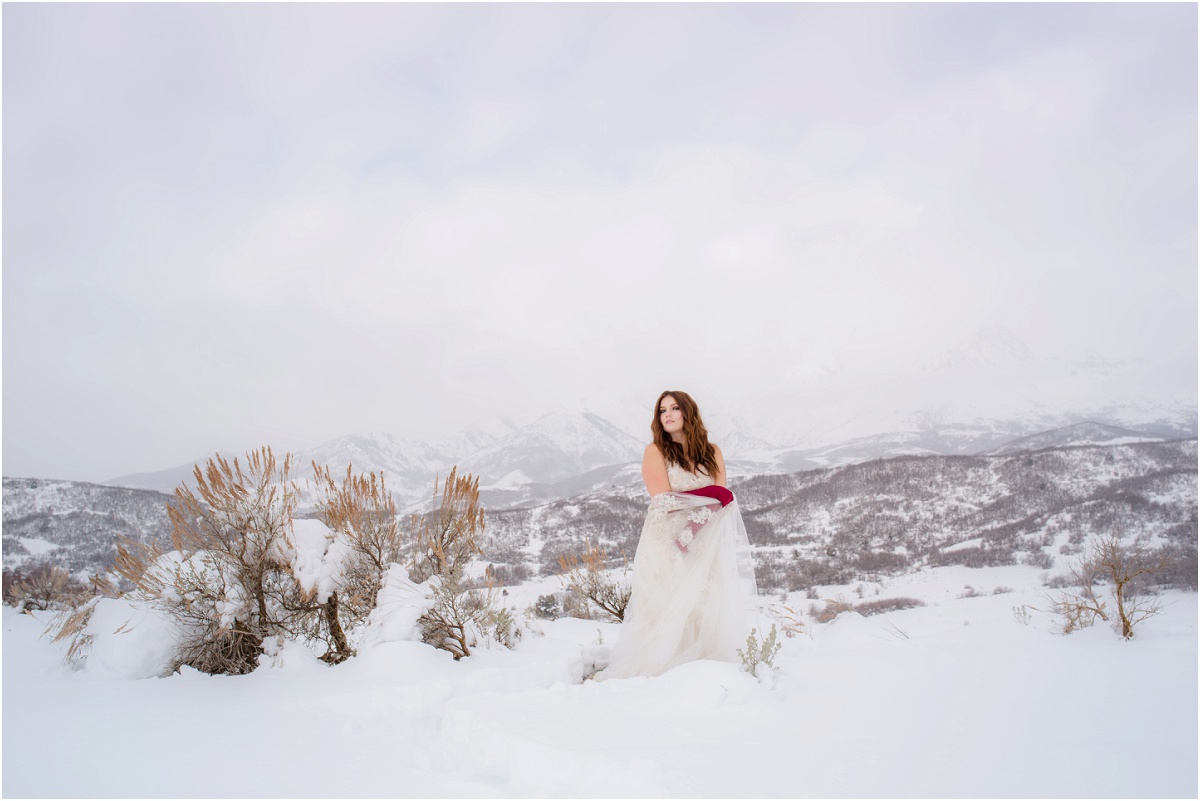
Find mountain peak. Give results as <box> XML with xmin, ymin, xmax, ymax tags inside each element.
<box><xmin>924</xmin><ymin>324</ymin><xmax>1035</xmax><ymax>371</ymax></box>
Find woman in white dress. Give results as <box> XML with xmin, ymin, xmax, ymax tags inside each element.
<box><xmin>597</xmin><ymin>390</ymin><xmax>759</xmax><ymax>679</ymax></box>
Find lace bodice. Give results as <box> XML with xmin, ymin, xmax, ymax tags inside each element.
<box><xmin>667</xmin><ymin>462</ymin><xmax>714</xmax><ymax>492</ymax></box>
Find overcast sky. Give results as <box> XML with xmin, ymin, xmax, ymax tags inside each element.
<box><xmin>4</xmin><ymin>3</ymin><xmax>1196</xmax><ymax>482</ymax></box>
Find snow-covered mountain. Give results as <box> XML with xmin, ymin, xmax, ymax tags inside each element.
<box><xmin>477</xmin><ymin>438</ymin><xmax>1199</xmax><ymax>588</ymax></box>
<box><xmin>461</xmin><ymin>411</ymin><xmax>643</xmax><ymax>485</ymax></box>
<box><xmin>987</xmin><ymin>421</ymin><xmax>1169</xmax><ymax>455</ymax></box>
<box><xmin>22</xmin><ymin>434</ymin><xmax>1196</xmax><ymax>583</ymax></box>
<box><xmin>98</xmin><ymin>322</ymin><xmax>1197</xmax><ymax>507</ymax></box>
<box><xmin>2</xmin><ymin>478</ymin><xmax>175</xmax><ymax>573</ymax></box>
<box><xmin>920</xmin><ymin>324</ymin><xmax>1035</xmax><ymax>370</ymax></box>
<box><xmin>738</xmin><ymin>325</ymin><xmax>1196</xmax><ymax>457</ymax></box>
<box><xmin>82</xmin><ymin>323</ymin><xmax>1199</xmax><ymax>511</ymax></box>
<box><xmin>104</xmin><ymin>411</ymin><xmax>648</xmax><ymax>510</ymax></box>
<box><xmin>101</xmin><ymin>399</ymin><xmax>1197</xmax><ymax>511</ymax></box>
<box><xmin>293</xmin><ymin>433</ymin><xmax>450</xmax><ymax>504</ymax></box>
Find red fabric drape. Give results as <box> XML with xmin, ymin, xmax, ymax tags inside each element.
<box><xmin>682</xmin><ymin>485</ymin><xmax>734</xmax><ymax>507</ymax></box>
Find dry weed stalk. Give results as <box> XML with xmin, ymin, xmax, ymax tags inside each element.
<box><xmin>765</xmin><ymin>604</ymin><xmax>807</xmax><ymax>638</ymax></box>
<box><xmin>559</xmin><ymin>542</ymin><xmax>631</xmax><ymax>622</ymax></box>
<box><xmin>45</xmin><ymin>596</ymin><xmax>103</xmax><ymax>668</ymax></box>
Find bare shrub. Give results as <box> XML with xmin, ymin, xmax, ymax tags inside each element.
<box><xmin>308</xmin><ymin>464</ymin><xmax>405</xmax><ymax>663</ymax></box>
<box><xmin>1149</xmin><ymin>542</ymin><xmax>1197</xmax><ymax>590</ymax></box>
<box><xmin>1022</xmin><ymin>550</ymin><xmax>1055</xmax><ymax>569</ymax></box>
<box><xmin>1089</xmin><ymin>533</ymin><xmax>1170</xmax><ymax>639</ymax></box>
<box><xmin>5</xmin><ymin>564</ymin><xmax>92</xmax><ymax>612</ymax></box>
<box><xmin>1043</xmin><ymin>550</ymin><xmax>1110</xmax><ymax>635</ymax></box>
<box><xmin>560</xmin><ymin>590</ymin><xmax>592</xmax><ymax>619</ymax></box>
<box><xmin>408</xmin><ymin>467</ymin><xmax>502</xmax><ymax>659</ymax></box>
<box><xmin>558</xmin><ymin>542</ymin><xmax>631</xmax><ymax>622</ymax></box>
<box><xmin>854</xmin><ymin>597</ymin><xmax>925</xmax><ymax>616</ymax></box>
<box><xmin>772</xmin><ymin>556</ymin><xmax>855</xmax><ymax>593</ymax></box>
<box><xmin>931</xmin><ymin>546</ymin><xmax>1017</xmax><ymax>569</ymax></box>
<box><xmin>484</xmin><ymin>563</ymin><xmax>533</xmax><ymax>587</ymax></box>
<box><xmin>811</xmin><ymin>597</ymin><xmax>855</xmax><ymax>624</ymax></box>
<box><xmin>531</xmin><ymin>594</ymin><xmax>561</xmax><ymax>620</ymax></box>
<box><xmin>2</xmin><ymin>568</ymin><xmax>22</xmax><ymax>603</ymax></box>
<box><xmin>1043</xmin><ymin>531</ymin><xmax>1170</xmax><ymax>637</ymax></box>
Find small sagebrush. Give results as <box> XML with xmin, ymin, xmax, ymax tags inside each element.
<box><xmin>737</xmin><ymin>625</ymin><xmax>781</xmax><ymax>677</ymax></box>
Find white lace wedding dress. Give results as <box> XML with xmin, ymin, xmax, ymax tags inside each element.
<box><xmin>596</xmin><ymin>463</ymin><xmax>759</xmax><ymax>679</ymax></box>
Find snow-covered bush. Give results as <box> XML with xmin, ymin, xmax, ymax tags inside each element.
<box><xmin>303</xmin><ymin>464</ymin><xmax>408</xmax><ymax>663</ymax></box>
<box><xmin>531</xmin><ymin>594</ymin><xmax>561</xmax><ymax>620</ymax></box>
<box><xmin>408</xmin><ymin>467</ymin><xmax>508</xmax><ymax>659</ymax></box>
<box><xmin>54</xmin><ymin>597</ymin><xmax>179</xmax><ymax>678</ymax></box>
<box><xmin>114</xmin><ymin>448</ymin><xmax>299</xmax><ymax>674</ymax></box>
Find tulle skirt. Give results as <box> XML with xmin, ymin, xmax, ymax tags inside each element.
<box><xmin>597</xmin><ymin>492</ymin><xmax>759</xmax><ymax>679</ymax></box>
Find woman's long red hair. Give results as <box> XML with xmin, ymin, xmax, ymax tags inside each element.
<box><xmin>651</xmin><ymin>390</ymin><xmax>718</xmax><ymax>477</ymax></box>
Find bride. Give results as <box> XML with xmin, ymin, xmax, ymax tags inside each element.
<box><xmin>596</xmin><ymin>390</ymin><xmax>759</xmax><ymax>679</ymax></box>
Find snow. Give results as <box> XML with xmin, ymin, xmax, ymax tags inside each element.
<box><xmin>82</xmin><ymin>598</ymin><xmax>179</xmax><ymax>679</ymax></box>
<box><xmin>943</xmin><ymin>536</ymin><xmax>984</xmax><ymax>553</ymax></box>
<box><xmin>485</xmin><ymin>469</ymin><xmax>534</xmax><ymax>490</ymax></box>
<box><xmin>3</xmin><ymin>567</ymin><xmax>1195</xmax><ymax>798</ymax></box>
<box><xmin>284</xmin><ymin>518</ymin><xmax>340</xmax><ymax>601</ymax></box>
<box><xmin>17</xmin><ymin>537</ymin><xmax>59</xmax><ymax>556</ymax></box>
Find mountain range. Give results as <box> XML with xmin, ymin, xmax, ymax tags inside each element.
<box><xmin>90</xmin><ymin>322</ymin><xmax>1195</xmax><ymax>508</ymax></box>
<box><xmin>6</xmin><ymin>436</ymin><xmax>1195</xmax><ymax>594</ymax></box>
<box><xmin>102</xmin><ymin>408</ymin><xmax>1197</xmax><ymax>512</ymax></box>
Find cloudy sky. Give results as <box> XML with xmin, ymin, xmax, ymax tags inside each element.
<box><xmin>4</xmin><ymin>3</ymin><xmax>1196</xmax><ymax>482</ymax></box>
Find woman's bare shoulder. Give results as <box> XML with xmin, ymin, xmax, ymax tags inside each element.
<box><xmin>644</xmin><ymin>442</ymin><xmax>665</xmax><ymax>459</ymax></box>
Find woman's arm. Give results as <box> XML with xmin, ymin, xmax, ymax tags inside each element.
<box><xmin>642</xmin><ymin>443</ymin><xmax>671</xmax><ymax>496</ymax></box>
<box><xmin>713</xmin><ymin>444</ymin><xmax>727</xmax><ymax>487</ymax></box>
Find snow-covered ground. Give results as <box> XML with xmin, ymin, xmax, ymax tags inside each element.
<box><xmin>3</xmin><ymin>565</ymin><xmax>1196</xmax><ymax>798</ymax></box>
